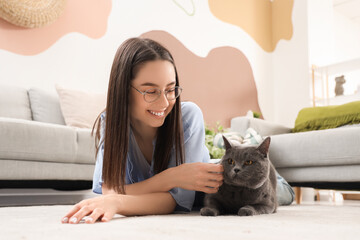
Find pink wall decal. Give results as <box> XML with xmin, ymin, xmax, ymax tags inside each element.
<box><xmin>0</xmin><ymin>0</ymin><xmax>112</xmax><ymax>56</ymax></box>
<box><xmin>141</xmin><ymin>31</ymin><xmax>262</xmax><ymax>128</ymax></box>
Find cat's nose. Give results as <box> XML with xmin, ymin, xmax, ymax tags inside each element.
<box><xmin>234</xmin><ymin>168</ymin><xmax>240</xmax><ymax>173</ymax></box>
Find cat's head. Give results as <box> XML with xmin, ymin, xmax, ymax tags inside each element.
<box><xmin>220</xmin><ymin>136</ymin><xmax>271</xmax><ymax>189</ymax></box>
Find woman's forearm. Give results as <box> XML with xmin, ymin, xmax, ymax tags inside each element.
<box><xmin>116</xmin><ymin>192</ymin><xmax>176</xmax><ymax>216</ymax></box>
<box><xmin>124</xmin><ymin>167</ymin><xmax>177</xmax><ymax>195</ymax></box>
<box><xmin>122</xmin><ymin>162</ymin><xmax>223</xmax><ymax>195</ymax></box>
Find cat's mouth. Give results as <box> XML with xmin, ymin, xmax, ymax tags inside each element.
<box><xmin>226</xmin><ymin>172</ymin><xmax>268</xmax><ymax>189</ymax></box>
<box><xmin>224</xmin><ymin>172</ymin><xmax>245</xmax><ymax>185</ymax></box>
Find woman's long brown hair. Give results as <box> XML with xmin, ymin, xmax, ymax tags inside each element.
<box><xmin>91</xmin><ymin>38</ymin><xmax>184</xmax><ymax>194</ymax></box>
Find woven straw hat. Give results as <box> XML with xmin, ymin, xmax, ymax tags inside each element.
<box><xmin>0</xmin><ymin>0</ymin><xmax>66</xmax><ymax>28</ymax></box>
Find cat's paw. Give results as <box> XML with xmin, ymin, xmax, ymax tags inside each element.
<box><xmin>200</xmin><ymin>207</ymin><xmax>220</xmax><ymax>216</ymax></box>
<box><xmin>237</xmin><ymin>206</ymin><xmax>256</xmax><ymax>216</ymax></box>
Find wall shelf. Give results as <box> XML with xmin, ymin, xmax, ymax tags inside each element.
<box><xmin>311</xmin><ymin>58</ymin><xmax>360</xmax><ymax>107</ymax></box>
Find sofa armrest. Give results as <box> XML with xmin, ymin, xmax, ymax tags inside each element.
<box><xmin>230</xmin><ymin>117</ymin><xmax>292</xmax><ymax>136</ymax></box>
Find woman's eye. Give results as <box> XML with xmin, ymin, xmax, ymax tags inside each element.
<box><xmin>244</xmin><ymin>160</ymin><xmax>253</xmax><ymax>165</ymax></box>
<box><xmin>167</xmin><ymin>88</ymin><xmax>175</xmax><ymax>92</ymax></box>
<box><xmin>146</xmin><ymin>89</ymin><xmax>157</xmax><ymax>94</ymax></box>
<box><xmin>227</xmin><ymin>159</ymin><xmax>234</xmax><ymax>165</ymax></box>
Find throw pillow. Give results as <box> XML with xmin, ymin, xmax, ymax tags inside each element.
<box><xmin>293</xmin><ymin>101</ymin><xmax>360</xmax><ymax>132</ymax></box>
<box><xmin>0</xmin><ymin>84</ymin><xmax>32</xmax><ymax>120</ymax></box>
<box><xmin>55</xmin><ymin>85</ymin><xmax>107</xmax><ymax>129</ymax></box>
<box><xmin>28</xmin><ymin>88</ymin><xmax>66</xmax><ymax>125</ymax></box>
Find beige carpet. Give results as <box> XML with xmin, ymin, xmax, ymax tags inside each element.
<box><xmin>1</xmin><ymin>201</ymin><xmax>360</xmax><ymax>240</ymax></box>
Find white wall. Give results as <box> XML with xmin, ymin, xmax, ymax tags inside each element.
<box><xmin>306</xmin><ymin>0</ymin><xmax>360</xmax><ymax>100</ymax></box>
<box><xmin>332</xmin><ymin>10</ymin><xmax>360</xmax><ymax>96</ymax></box>
<box><xmin>0</xmin><ymin>0</ymin><xmax>275</xmax><ymax>123</ymax></box>
<box><xmin>333</xmin><ymin>11</ymin><xmax>360</xmax><ymax>62</ymax></box>
<box><xmin>307</xmin><ymin>0</ymin><xmax>335</xmax><ymax>66</ymax></box>
<box><xmin>271</xmin><ymin>0</ymin><xmax>310</xmax><ymax>127</ymax></box>
<box><xmin>2</xmin><ymin>0</ymin><xmax>349</xmax><ymax>128</ymax></box>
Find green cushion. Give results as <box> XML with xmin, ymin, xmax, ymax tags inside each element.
<box><xmin>293</xmin><ymin>101</ymin><xmax>360</xmax><ymax>132</ymax></box>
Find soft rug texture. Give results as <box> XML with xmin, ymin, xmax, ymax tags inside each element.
<box><xmin>1</xmin><ymin>202</ymin><xmax>359</xmax><ymax>240</ymax></box>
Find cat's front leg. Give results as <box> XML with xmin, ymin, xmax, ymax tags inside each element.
<box><xmin>200</xmin><ymin>207</ymin><xmax>220</xmax><ymax>216</ymax></box>
<box><xmin>238</xmin><ymin>205</ymin><xmax>257</xmax><ymax>216</ymax></box>
<box><xmin>200</xmin><ymin>195</ymin><xmax>222</xmax><ymax>216</ymax></box>
<box><xmin>238</xmin><ymin>204</ymin><xmax>275</xmax><ymax>216</ymax></box>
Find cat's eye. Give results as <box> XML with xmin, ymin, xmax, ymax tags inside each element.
<box><xmin>244</xmin><ymin>160</ymin><xmax>253</xmax><ymax>165</ymax></box>
<box><xmin>227</xmin><ymin>159</ymin><xmax>235</xmax><ymax>165</ymax></box>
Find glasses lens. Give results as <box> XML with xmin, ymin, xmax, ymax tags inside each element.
<box><xmin>144</xmin><ymin>88</ymin><xmax>161</xmax><ymax>103</ymax></box>
<box><xmin>143</xmin><ymin>87</ymin><xmax>182</xmax><ymax>102</ymax></box>
<box><xmin>166</xmin><ymin>87</ymin><xmax>182</xmax><ymax>100</ymax></box>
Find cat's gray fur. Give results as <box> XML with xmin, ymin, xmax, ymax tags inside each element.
<box><xmin>200</xmin><ymin>136</ymin><xmax>277</xmax><ymax>216</ymax></box>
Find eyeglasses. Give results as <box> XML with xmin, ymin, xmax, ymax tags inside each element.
<box><xmin>131</xmin><ymin>85</ymin><xmax>183</xmax><ymax>103</ymax></box>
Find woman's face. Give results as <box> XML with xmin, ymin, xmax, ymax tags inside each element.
<box><xmin>130</xmin><ymin>60</ymin><xmax>177</xmax><ymax>130</ymax></box>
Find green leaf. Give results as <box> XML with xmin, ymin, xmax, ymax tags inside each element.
<box><xmin>253</xmin><ymin>111</ymin><xmax>261</xmax><ymax>118</ymax></box>
<box><xmin>204</xmin><ymin>121</ymin><xmax>227</xmax><ymax>159</ymax></box>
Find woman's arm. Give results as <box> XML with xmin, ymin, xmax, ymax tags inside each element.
<box><xmin>62</xmin><ymin>192</ymin><xmax>176</xmax><ymax>224</ymax></box>
<box><xmin>102</xmin><ymin>170</ymin><xmax>172</xmax><ymax>195</ymax></box>
<box><xmin>63</xmin><ymin>161</ymin><xmax>223</xmax><ymax>224</ymax></box>
<box><xmin>102</xmin><ymin>162</ymin><xmax>223</xmax><ymax>196</ymax></box>
<box><xmin>124</xmin><ymin>168</ymin><xmax>174</xmax><ymax>195</ymax></box>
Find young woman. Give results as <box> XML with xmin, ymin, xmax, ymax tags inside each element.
<box><xmin>62</xmin><ymin>38</ymin><xmax>294</xmax><ymax>224</ymax></box>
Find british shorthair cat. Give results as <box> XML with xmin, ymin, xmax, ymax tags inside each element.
<box><xmin>200</xmin><ymin>136</ymin><xmax>277</xmax><ymax>216</ymax></box>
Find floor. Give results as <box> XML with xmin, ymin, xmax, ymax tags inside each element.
<box><xmin>0</xmin><ymin>189</ymin><xmax>359</xmax><ymax>240</ymax></box>
<box><xmin>0</xmin><ymin>188</ymin><xmax>97</xmax><ymax>207</ymax></box>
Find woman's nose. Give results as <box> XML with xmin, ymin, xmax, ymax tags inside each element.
<box><xmin>156</xmin><ymin>91</ymin><xmax>170</xmax><ymax>108</ymax></box>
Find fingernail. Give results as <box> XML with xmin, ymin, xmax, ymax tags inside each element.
<box><xmin>101</xmin><ymin>217</ymin><xmax>108</xmax><ymax>222</ymax></box>
<box><xmin>62</xmin><ymin>217</ymin><xmax>69</xmax><ymax>223</ymax></box>
<box><xmin>85</xmin><ymin>217</ymin><xmax>93</xmax><ymax>223</ymax></box>
<box><xmin>70</xmin><ymin>217</ymin><xmax>77</xmax><ymax>223</ymax></box>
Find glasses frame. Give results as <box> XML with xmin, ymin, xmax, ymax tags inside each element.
<box><xmin>131</xmin><ymin>85</ymin><xmax>183</xmax><ymax>103</ymax></box>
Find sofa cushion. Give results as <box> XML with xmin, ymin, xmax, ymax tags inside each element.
<box><xmin>0</xmin><ymin>117</ymin><xmax>95</xmax><ymax>164</ymax></box>
<box><xmin>0</xmin><ymin>85</ymin><xmax>32</xmax><ymax>120</ymax></box>
<box><xmin>277</xmin><ymin>165</ymin><xmax>360</xmax><ymax>182</ymax></box>
<box><xmin>269</xmin><ymin>127</ymin><xmax>360</xmax><ymax>168</ymax></box>
<box><xmin>28</xmin><ymin>88</ymin><xmax>66</xmax><ymax>125</ymax></box>
<box><xmin>0</xmin><ymin>160</ymin><xmax>94</xmax><ymax>180</ymax></box>
<box><xmin>55</xmin><ymin>85</ymin><xmax>106</xmax><ymax>129</ymax></box>
<box><xmin>76</xmin><ymin>128</ymin><xmax>97</xmax><ymax>164</ymax></box>
<box><xmin>231</xmin><ymin>116</ymin><xmax>292</xmax><ymax>136</ymax></box>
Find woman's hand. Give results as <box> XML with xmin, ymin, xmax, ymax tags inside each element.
<box><xmin>61</xmin><ymin>194</ymin><xmax>120</xmax><ymax>224</ymax></box>
<box><xmin>171</xmin><ymin>162</ymin><xmax>224</xmax><ymax>194</ymax></box>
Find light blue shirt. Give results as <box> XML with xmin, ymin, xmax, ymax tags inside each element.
<box><xmin>92</xmin><ymin>101</ymin><xmax>210</xmax><ymax>212</ymax></box>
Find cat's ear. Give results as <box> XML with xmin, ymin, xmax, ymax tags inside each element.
<box><xmin>257</xmin><ymin>137</ymin><xmax>271</xmax><ymax>157</ymax></box>
<box><xmin>222</xmin><ymin>135</ymin><xmax>232</xmax><ymax>151</ymax></box>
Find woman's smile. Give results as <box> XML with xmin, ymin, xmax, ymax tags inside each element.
<box><xmin>148</xmin><ymin>110</ymin><xmax>166</xmax><ymax>117</ymax></box>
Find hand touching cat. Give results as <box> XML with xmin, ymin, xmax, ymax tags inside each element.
<box><xmin>171</xmin><ymin>162</ymin><xmax>224</xmax><ymax>194</ymax></box>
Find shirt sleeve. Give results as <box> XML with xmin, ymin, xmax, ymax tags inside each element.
<box><xmin>168</xmin><ymin>102</ymin><xmax>210</xmax><ymax>212</ymax></box>
<box><xmin>92</xmin><ymin>113</ymin><xmax>106</xmax><ymax>194</ymax></box>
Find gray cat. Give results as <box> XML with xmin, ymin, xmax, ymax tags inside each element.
<box><xmin>200</xmin><ymin>136</ymin><xmax>277</xmax><ymax>216</ymax></box>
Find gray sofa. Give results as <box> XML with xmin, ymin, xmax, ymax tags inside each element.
<box><xmin>230</xmin><ymin>116</ymin><xmax>360</xmax><ymax>190</ymax></box>
<box><xmin>2</xmin><ymin>83</ymin><xmax>359</xmax><ymax>192</ymax></box>
<box><xmin>0</xmin><ymin>85</ymin><xmax>95</xmax><ymax>190</ymax></box>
